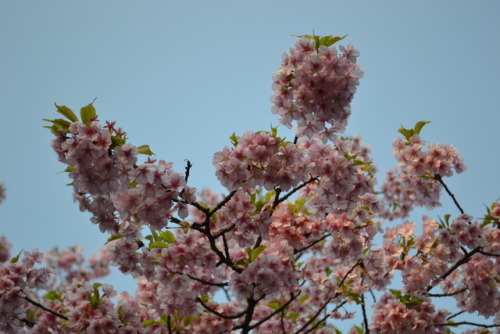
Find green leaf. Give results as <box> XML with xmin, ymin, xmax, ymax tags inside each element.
<box><xmin>10</xmin><ymin>249</ymin><xmax>23</xmax><ymax>263</ymax></box>
<box><xmin>149</xmin><ymin>241</ymin><xmax>169</xmax><ymax>249</ymax></box>
<box><xmin>319</xmin><ymin>34</ymin><xmax>348</xmax><ymax>47</ymax></box>
<box><xmin>143</xmin><ymin>320</ymin><xmax>160</xmax><ymax>327</ymax></box>
<box><xmin>414</xmin><ymin>121</ymin><xmax>430</xmax><ymax>135</ymax></box>
<box><xmin>43</xmin><ymin>290</ymin><xmax>62</xmax><ymax>301</ymax></box>
<box><xmin>111</xmin><ymin>136</ymin><xmax>126</xmax><ymax>148</ymax></box>
<box><xmin>353</xmin><ymin>325</ymin><xmax>363</xmax><ymax>334</ymax></box>
<box><xmin>80</xmin><ymin>103</ymin><xmax>97</xmax><ymax>124</ymax></box>
<box><xmin>298</xmin><ymin>295</ymin><xmax>309</xmax><ymax>303</ymax></box>
<box><xmin>398</xmin><ymin>126</ymin><xmax>415</xmax><ymax>140</ymax></box>
<box><xmin>287</xmin><ymin>312</ymin><xmax>300</xmax><ymax>319</ymax></box>
<box><xmin>159</xmin><ymin>230</ymin><xmax>176</xmax><ymax>244</ymax></box>
<box><xmin>229</xmin><ymin>132</ymin><xmax>239</xmax><ymax>147</ymax></box>
<box><xmin>267</xmin><ymin>301</ymin><xmax>282</xmax><ymax>310</ymax></box>
<box><xmin>247</xmin><ymin>245</ymin><xmax>266</xmax><ymax>262</ymax></box>
<box><xmin>106</xmin><ymin>233</ymin><xmax>124</xmax><ymax>244</ymax></box>
<box><xmin>55</xmin><ymin>104</ymin><xmax>78</xmax><ymax>122</ymax></box>
<box><xmin>138</xmin><ymin>145</ymin><xmax>154</xmax><ymax>156</ymax></box>
<box><xmin>297</xmin><ymin>34</ymin><xmax>348</xmax><ymax>50</ymax></box>
<box><xmin>88</xmin><ymin>282</ymin><xmax>102</xmax><ymax>309</ymax></box>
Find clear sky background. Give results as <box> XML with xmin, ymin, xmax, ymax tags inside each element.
<box><xmin>1</xmin><ymin>1</ymin><xmax>499</xmax><ymax>331</ymax></box>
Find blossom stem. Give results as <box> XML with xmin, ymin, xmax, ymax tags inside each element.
<box><xmin>434</xmin><ymin>175</ymin><xmax>465</xmax><ymax>215</ymax></box>
<box><xmin>360</xmin><ymin>293</ymin><xmax>370</xmax><ymax>334</ymax></box>
<box><xmin>22</xmin><ymin>293</ymin><xmax>69</xmax><ymax>321</ymax></box>
<box><xmin>434</xmin><ymin>321</ymin><xmax>500</xmax><ymax>329</ymax></box>
<box><xmin>248</xmin><ymin>292</ymin><xmax>300</xmax><ymax>331</ymax></box>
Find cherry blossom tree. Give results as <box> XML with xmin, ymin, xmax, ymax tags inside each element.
<box><xmin>1</xmin><ymin>34</ymin><xmax>499</xmax><ymax>333</ymax></box>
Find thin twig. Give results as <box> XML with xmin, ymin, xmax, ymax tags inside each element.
<box><xmin>183</xmin><ymin>272</ymin><xmax>228</xmax><ymax>287</ymax></box>
<box><xmin>360</xmin><ymin>294</ymin><xmax>370</xmax><ymax>334</ymax></box>
<box><xmin>184</xmin><ymin>159</ymin><xmax>192</xmax><ymax>183</ymax></box>
<box><xmin>435</xmin><ymin>175</ymin><xmax>465</xmax><ymax>215</ymax></box>
<box><xmin>22</xmin><ymin>294</ymin><xmax>68</xmax><ymax>321</ymax></box>
<box><xmin>426</xmin><ymin>247</ymin><xmax>481</xmax><ymax>292</ymax></box>
<box><xmin>434</xmin><ymin>321</ymin><xmax>500</xmax><ymax>329</ymax></box>
<box><xmin>248</xmin><ymin>292</ymin><xmax>300</xmax><ymax>331</ymax></box>
<box><xmin>196</xmin><ymin>297</ymin><xmax>247</xmax><ymax>319</ymax></box>
<box><xmin>293</xmin><ymin>298</ymin><xmax>332</xmax><ymax>334</ymax></box>
<box><xmin>294</xmin><ymin>233</ymin><xmax>330</xmax><ymax>255</ymax></box>
<box><xmin>277</xmin><ymin>177</ymin><xmax>319</xmax><ymax>205</ymax></box>
<box><xmin>428</xmin><ymin>288</ymin><xmax>466</xmax><ymax>297</ymax></box>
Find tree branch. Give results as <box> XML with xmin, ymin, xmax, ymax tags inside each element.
<box><xmin>248</xmin><ymin>292</ymin><xmax>300</xmax><ymax>331</ymax></box>
<box><xmin>434</xmin><ymin>321</ymin><xmax>500</xmax><ymax>329</ymax></box>
<box><xmin>426</xmin><ymin>247</ymin><xmax>481</xmax><ymax>292</ymax></box>
<box><xmin>435</xmin><ymin>175</ymin><xmax>465</xmax><ymax>215</ymax></box>
<box><xmin>277</xmin><ymin>177</ymin><xmax>319</xmax><ymax>206</ymax></box>
<box><xmin>196</xmin><ymin>297</ymin><xmax>247</xmax><ymax>320</ymax></box>
<box><xmin>22</xmin><ymin>293</ymin><xmax>68</xmax><ymax>321</ymax></box>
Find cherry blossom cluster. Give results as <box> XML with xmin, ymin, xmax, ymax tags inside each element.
<box><xmin>271</xmin><ymin>37</ymin><xmax>363</xmax><ymax>140</ymax></box>
<box><xmin>370</xmin><ymin>292</ymin><xmax>449</xmax><ymax>333</ymax></box>
<box><xmin>213</xmin><ymin>130</ymin><xmax>307</xmax><ymax>191</ymax></box>
<box><xmin>51</xmin><ymin>120</ymin><xmax>194</xmax><ymax>234</ymax></box>
<box><xmin>214</xmin><ymin>132</ymin><xmax>375</xmax><ymax>217</ymax></box>
<box><xmin>1</xmin><ymin>35</ymin><xmax>499</xmax><ymax>333</ymax></box>
<box><xmin>380</xmin><ymin>133</ymin><xmax>467</xmax><ymax>219</ymax></box>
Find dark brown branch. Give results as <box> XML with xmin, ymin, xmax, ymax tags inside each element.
<box><xmin>213</xmin><ymin>224</ymin><xmax>236</xmax><ymax>239</ymax></box>
<box><xmin>478</xmin><ymin>249</ymin><xmax>500</xmax><ymax>257</ymax></box>
<box><xmin>446</xmin><ymin>310</ymin><xmax>465</xmax><ymax>320</ymax></box>
<box><xmin>209</xmin><ymin>190</ymin><xmax>238</xmax><ymax>217</ymax></box>
<box><xmin>303</xmin><ymin>300</ymin><xmax>347</xmax><ymax>334</ymax></box>
<box><xmin>426</xmin><ymin>247</ymin><xmax>481</xmax><ymax>292</ymax></box>
<box><xmin>360</xmin><ymin>294</ymin><xmax>370</xmax><ymax>334</ymax></box>
<box><xmin>434</xmin><ymin>321</ymin><xmax>500</xmax><ymax>329</ymax></box>
<box><xmin>184</xmin><ymin>159</ymin><xmax>192</xmax><ymax>183</ymax></box>
<box><xmin>167</xmin><ymin>315</ymin><xmax>173</xmax><ymax>334</ymax></box>
<box><xmin>294</xmin><ymin>298</ymin><xmax>332</xmax><ymax>334</ymax></box>
<box><xmin>196</xmin><ymin>297</ymin><xmax>247</xmax><ymax>320</ymax></box>
<box><xmin>428</xmin><ymin>288</ymin><xmax>466</xmax><ymax>297</ymax></box>
<box><xmin>22</xmin><ymin>294</ymin><xmax>68</xmax><ymax>321</ymax></box>
<box><xmin>272</xmin><ymin>187</ymin><xmax>282</xmax><ymax>209</ymax></box>
<box><xmin>277</xmin><ymin>177</ymin><xmax>319</xmax><ymax>205</ymax></box>
<box><xmin>183</xmin><ymin>272</ymin><xmax>228</xmax><ymax>287</ymax></box>
<box><xmin>294</xmin><ymin>233</ymin><xmax>330</xmax><ymax>255</ymax></box>
<box><xmin>222</xmin><ymin>233</ymin><xmax>231</xmax><ymax>260</ymax></box>
<box><xmin>435</xmin><ymin>175</ymin><xmax>465</xmax><ymax>215</ymax></box>
<box><xmin>235</xmin><ymin>297</ymin><xmax>259</xmax><ymax>334</ymax></box>
<box><xmin>248</xmin><ymin>292</ymin><xmax>300</xmax><ymax>331</ymax></box>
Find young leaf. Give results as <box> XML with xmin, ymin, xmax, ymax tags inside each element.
<box><xmin>229</xmin><ymin>132</ymin><xmax>239</xmax><ymax>147</ymax></box>
<box><xmin>247</xmin><ymin>245</ymin><xmax>266</xmax><ymax>262</ymax></box>
<box><xmin>10</xmin><ymin>249</ymin><xmax>23</xmax><ymax>263</ymax></box>
<box><xmin>55</xmin><ymin>104</ymin><xmax>78</xmax><ymax>122</ymax></box>
<box><xmin>159</xmin><ymin>230</ymin><xmax>176</xmax><ymax>244</ymax></box>
<box><xmin>414</xmin><ymin>121</ymin><xmax>430</xmax><ymax>135</ymax></box>
<box><xmin>138</xmin><ymin>145</ymin><xmax>154</xmax><ymax>156</ymax></box>
<box><xmin>80</xmin><ymin>103</ymin><xmax>97</xmax><ymax>124</ymax></box>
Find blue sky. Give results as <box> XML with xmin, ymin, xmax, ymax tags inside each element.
<box><xmin>1</xmin><ymin>0</ymin><xmax>499</xmax><ymax>330</ymax></box>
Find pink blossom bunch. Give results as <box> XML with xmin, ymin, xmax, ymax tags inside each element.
<box><xmin>381</xmin><ymin>134</ymin><xmax>466</xmax><ymax>219</ymax></box>
<box><xmin>52</xmin><ymin>120</ymin><xmax>194</xmax><ymax>233</ymax></box>
<box><xmin>213</xmin><ymin>130</ymin><xmax>306</xmax><ymax>191</ymax></box>
<box><xmin>1</xmin><ymin>35</ymin><xmax>499</xmax><ymax>333</ymax></box>
<box><xmin>297</xmin><ymin>138</ymin><xmax>375</xmax><ymax>216</ymax></box>
<box><xmin>229</xmin><ymin>253</ymin><xmax>297</xmax><ymax>300</ymax></box>
<box><xmin>369</xmin><ymin>293</ymin><xmax>448</xmax><ymax>333</ymax></box>
<box><xmin>443</xmin><ymin>255</ymin><xmax>500</xmax><ymax>318</ymax></box>
<box><xmin>271</xmin><ymin>37</ymin><xmax>363</xmax><ymax>140</ymax></box>
<box><xmin>0</xmin><ymin>250</ymin><xmax>51</xmax><ymax>333</ymax></box>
